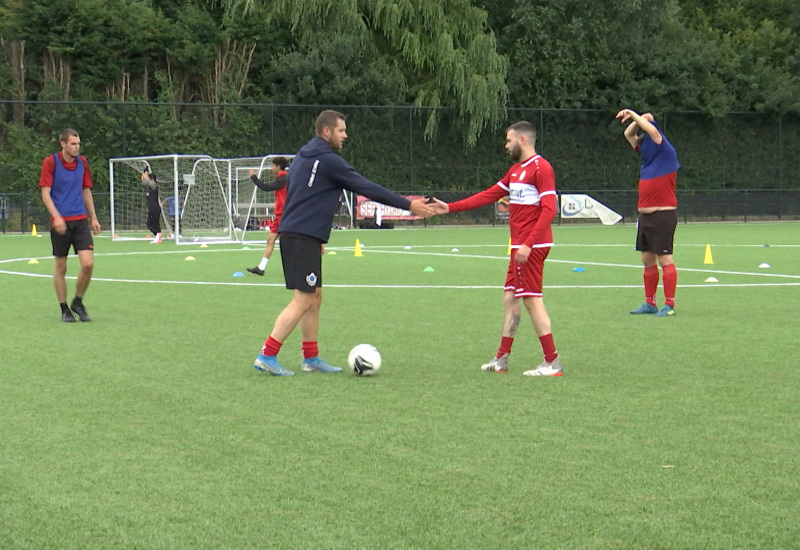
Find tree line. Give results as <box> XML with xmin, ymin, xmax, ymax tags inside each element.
<box><xmin>1</xmin><ymin>0</ymin><xmax>798</xmax><ymax>195</ymax></box>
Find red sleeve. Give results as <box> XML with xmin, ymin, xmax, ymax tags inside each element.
<box><xmin>524</xmin><ymin>160</ymin><xmax>558</xmax><ymax>247</ymax></box>
<box><xmin>80</xmin><ymin>156</ymin><xmax>93</xmax><ymax>189</ymax></box>
<box><xmin>524</xmin><ymin>194</ymin><xmax>558</xmax><ymax>247</ymax></box>
<box><xmin>39</xmin><ymin>155</ymin><xmax>55</xmax><ymax>188</ymax></box>
<box><xmin>448</xmin><ymin>183</ymin><xmax>509</xmax><ymax>213</ymax></box>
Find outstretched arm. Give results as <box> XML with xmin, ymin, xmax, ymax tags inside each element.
<box><xmin>249</xmin><ymin>170</ymin><xmax>286</xmax><ymax>192</ymax></box>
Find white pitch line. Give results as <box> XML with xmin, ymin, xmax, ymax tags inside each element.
<box><xmin>3</xmin><ymin>269</ymin><xmax>799</xmax><ymax>290</ymax></box>
<box><xmin>361</xmin><ymin>248</ymin><xmax>800</xmax><ymax>279</ymax></box>
<box><xmin>2</xmin><ymin>268</ymin><xmax>799</xmax><ymax>290</ymax></box>
<box><xmin>3</xmin><ymin>245</ymin><xmax>798</xmax><ymax>287</ymax></box>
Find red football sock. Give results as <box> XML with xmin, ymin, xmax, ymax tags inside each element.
<box><xmin>662</xmin><ymin>264</ymin><xmax>677</xmax><ymax>307</ymax></box>
<box><xmin>262</xmin><ymin>336</ymin><xmax>282</xmax><ymax>357</ymax></box>
<box><xmin>644</xmin><ymin>265</ymin><xmax>659</xmax><ymax>306</ymax></box>
<box><xmin>498</xmin><ymin>336</ymin><xmax>514</xmax><ymax>357</ymax></box>
<box><xmin>539</xmin><ymin>333</ymin><xmax>558</xmax><ymax>363</ymax></box>
<box><xmin>302</xmin><ymin>341</ymin><xmax>319</xmax><ymax>359</ymax></box>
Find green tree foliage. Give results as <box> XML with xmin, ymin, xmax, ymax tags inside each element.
<box><xmin>2</xmin><ymin>0</ymin><xmax>800</xmax><ymax>196</ymax></box>
<box><xmin>679</xmin><ymin>0</ymin><xmax>800</xmax><ymax>112</ymax></box>
<box><xmin>225</xmin><ymin>0</ymin><xmax>509</xmax><ymax>145</ymax></box>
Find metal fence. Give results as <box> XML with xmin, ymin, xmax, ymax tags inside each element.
<box><xmin>2</xmin><ymin>101</ymin><xmax>800</xmax><ymax>195</ymax></box>
<box><xmin>3</xmin><ymin>189</ymin><xmax>797</xmax><ymax>234</ymax></box>
<box><xmin>2</xmin><ymin>101</ymin><xmax>800</xmax><ymax>233</ymax></box>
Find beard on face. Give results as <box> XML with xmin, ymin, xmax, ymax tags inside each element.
<box><xmin>326</xmin><ymin>136</ymin><xmax>343</xmax><ymax>152</ymax></box>
<box><xmin>508</xmin><ymin>143</ymin><xmax>521</xmax><ymax>162</ymax></box>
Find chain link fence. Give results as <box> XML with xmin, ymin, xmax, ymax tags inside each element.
<box><xmin>3</xmin><ymin>188</ymin><xmax>798</xmax><ymax>234</ymax></box>
<box><xmin>2</xmin><ymin>101</ymin><xmax>799</xmax><ymax>232</ymax></box>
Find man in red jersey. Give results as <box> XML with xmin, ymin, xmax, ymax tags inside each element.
<box><xmin>616</xmin><ymin>109</ymin><xmax>680</xmax><ymax>317</ymax></box>
<box><xmin>430</xmin><ymin>121</ymin><xmax>563</xmax><ymax>376</ymax></box>
<box><xmin>246</xmin><ymin>156</ymin><xmax>289</xmax><ymax>276</ymax></box>
<box><xmin>39</xmin><ymin>128</ymin><xmax>101</xmax><ymax>322</ymax></box>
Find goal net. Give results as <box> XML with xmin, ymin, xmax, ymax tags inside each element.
<box><xmin>110</xmin><ymin>154</ymin><xmax>353</xmax><ymax>244</ymax></box>
<box><xmin>110</xmin><ymin>154</ymin><xmax>278</xmax><ymax>244</ymax></box>
<box><xmin>109</xmin><ymin>155</ymin><xmax>218</xmax><ymax>242</ymax></box>
<box><xmin>228</xmin><ymin>155</ymin><xmax>295</xmax><ymax>242</ymax></box>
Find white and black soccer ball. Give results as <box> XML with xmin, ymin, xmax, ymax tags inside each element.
<box><xmin>348</xmin><ymin>344</ymin><xmax>382</xmax><ymax>376</ymax></box>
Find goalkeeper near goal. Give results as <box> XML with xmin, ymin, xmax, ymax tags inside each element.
<box><xmin>141</xmin><ymin>167</ymin><xmax>162</xmax><ymax>244</ymax></box>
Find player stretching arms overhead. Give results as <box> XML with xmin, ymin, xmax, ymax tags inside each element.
<box><xmin>616</xmin><ymin>109</ymin><xmax>680</xmax><ymax>317</ymax></box>
<box><xmin>430</xmin><ymin>121</ymin><xmax>563</xmax><ymax>376</ymax></box>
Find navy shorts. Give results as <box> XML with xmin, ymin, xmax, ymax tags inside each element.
<box><xmin>635</xmin><ymin>210</ymin><xmax>677</xmax><ymax>255</ymax></box>
<box><xmin>51</xmin><ymin>219</ymin><xmax>94</xmax><ymax>257</ymax></box>
<box><xmin>279</xmin><ymin>232</ymin><xmax>323</xmax><ymax>293</ymax></box>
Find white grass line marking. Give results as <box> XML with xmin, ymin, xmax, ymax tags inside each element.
<box><xmin>3</xmin><ymin>245</ymin><xmax>798</xmax><ymax>287</ymax></box>
<box><xmin>3</xmin><ymin>269</ymin><xmax>799</xmax><ymax>290</ymax></box>
<box><xmin>361</xmin><ymin>249</ymin><xmax>800</xmax><ymax>280</ymax></box>
<box><xmin>328</xmin><ymin>243</ymin><xmax>800</xmax><ymax>250</ymax></box>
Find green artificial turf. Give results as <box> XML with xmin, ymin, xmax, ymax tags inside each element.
<box><xmin>1</xmin><ymin>222</ymin><xmax>798</xmax><ymax>549</ymax></box>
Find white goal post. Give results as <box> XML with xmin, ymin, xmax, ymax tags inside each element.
<box><xmin>110</xmin><ymin>154</ymin><xmax>355</xmax><ymax>244</ymax></box>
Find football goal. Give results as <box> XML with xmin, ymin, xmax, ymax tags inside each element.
<box><xmin>110</xmin><ymin>154</ymin><xmax>355</xmax><ymax>244</ymax></box>
<box><xmin>110</xmin><ymin>154</ymin><xmax>289</xmax><ymax>244</ymax></box>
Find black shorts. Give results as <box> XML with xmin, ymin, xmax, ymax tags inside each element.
<box><xmin>51</xmin><ymin>219</ymin><xmax>94</xmax><ymax>257</ymax></box>
<box><xmin>279</xmin><ymin>232</ymin><xmax>323</xmax><ymax>293</ymax></box>
<box><xmin>635</xmin><ymin>210</ymin><xmax>677</xmax><ymax>255</ymax></box>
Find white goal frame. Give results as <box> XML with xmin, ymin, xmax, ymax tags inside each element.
<box><xmin>110</xmin><ymin>154</ymin><xmax>356</xmax><ymax>244</ymax></box>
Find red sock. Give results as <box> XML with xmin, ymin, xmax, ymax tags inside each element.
<box><xmin>662</xmin><ymin>264</ymin><xmax>677</xmax><ymax>307</ymax></box>
<box><xmin>302</xmin><ymin>341</ymin><xmax>319</xmax><ymax>360</ymax></box>
<box><xmin>539</xmin><ymin>333</ymin><xmax>558</xmax><ymax>363</ymax></box>
<box><xmin>644</xmin><ymin>265</ymin><xmax>659</xmax><ymax>306</ymax></box>
<box><xmin>262</xmin><ymin>336</ymin><xmax>282</xmax><ymax>357</ymax></box>
<box><xmin>498</xmin><ymin>336</ymin><xmax>514</xmax><ymax>357</ymax></box>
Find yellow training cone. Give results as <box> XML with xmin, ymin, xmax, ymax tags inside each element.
<box><xmin>28</xmin><ymin>259</ymin><xmax>39</xmax><ymax>264</ymax></box>
<box><xmin>354</xmin><ymin>239</ymin><xmax>363</xmax><ymax>257</ymax></box>
<box><xmin>703</xmin><ymin>244</ymin><xmax>714</xmax><ymax>265</ymax></box>
<box><xmin>31</xmin><ymin>224</ymin><xmax>38</xmax><ymax>237</ymax></box>
<box><xmin>506</xmin><ymin>238</ymin><xmax>512</xmax><ymax>256</ymax></box>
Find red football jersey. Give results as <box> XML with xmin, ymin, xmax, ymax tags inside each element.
<box><xmin>273</xmin><ymin>170</ymin><xmax>288</xmax><ymax>218</ymax></box>
<box><xmin>448</xmin><ymin>154</ymin><xmax>558</xmax><ymax>248</ymax></box>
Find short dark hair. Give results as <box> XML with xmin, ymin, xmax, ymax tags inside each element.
<box><xmin>315</xmin><ymin>110</ymin><xmax>345</xmax><ymax>136</ymax></box>
<box><xmin>271</xmin><ymin>156</ymin><xmax>288</xmax><ymax>170</ymax></box>
<box><xmin>59</xmin><ymin>128</ymin><xmax>79</xmax><ymax>143</ymax></box>
<box><xmin>506</xmin><ymin>121</ymin><xmax>536</xmax><ymax>143</ymax></box>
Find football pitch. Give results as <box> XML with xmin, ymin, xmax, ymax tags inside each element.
<box><xmin>1</xmin><ymin>222</ymin><xmax>798</xmax><ymax>549</ymax></box>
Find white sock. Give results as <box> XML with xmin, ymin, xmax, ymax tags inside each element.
<box><xmin>258</xmin><ymin>257</ymin><xmax>269</xmax><ymax>270</ymax></box>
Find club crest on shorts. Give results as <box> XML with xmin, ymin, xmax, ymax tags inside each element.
<box><xmin>306</xmin><ymin>272</ymin><xmax>318</xmax><ymax>286</ymax></box>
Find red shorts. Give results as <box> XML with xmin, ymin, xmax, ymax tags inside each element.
<box><xmin>269</xmin><ymin>215</ymin><xmax>281</xmax><ymax>234</ymax></box>
<box><xmin>504</xmin><ymin>247</ymin><xmax>550</xmax><ymax>297</ymax></box>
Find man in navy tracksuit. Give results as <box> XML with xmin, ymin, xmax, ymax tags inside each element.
<box><xmin>253</xmin><ymin>110</ymin><xmax>436</xmax><ymax>376</ymax></box>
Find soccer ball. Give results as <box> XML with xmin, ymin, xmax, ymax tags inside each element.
<box><xmin>348</xmin><ymin>344</ymin><xmax>382</xmax><ymax>376</ymax></box>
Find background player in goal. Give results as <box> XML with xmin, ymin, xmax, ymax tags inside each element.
<box><xmin>246</xmin><ymin>156</ymin><xmax>288</xmax><ymax>275</ymax></box>
<box><xmin>141</xmin><ymin>167</ymin><xmax>162</xmax><ymax>243</ymax></box>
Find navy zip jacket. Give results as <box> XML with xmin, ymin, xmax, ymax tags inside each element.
<box><xmin>278</xmin><ymin>136</ymin><xmax>412</xmax><ymax>243</ymax></box>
